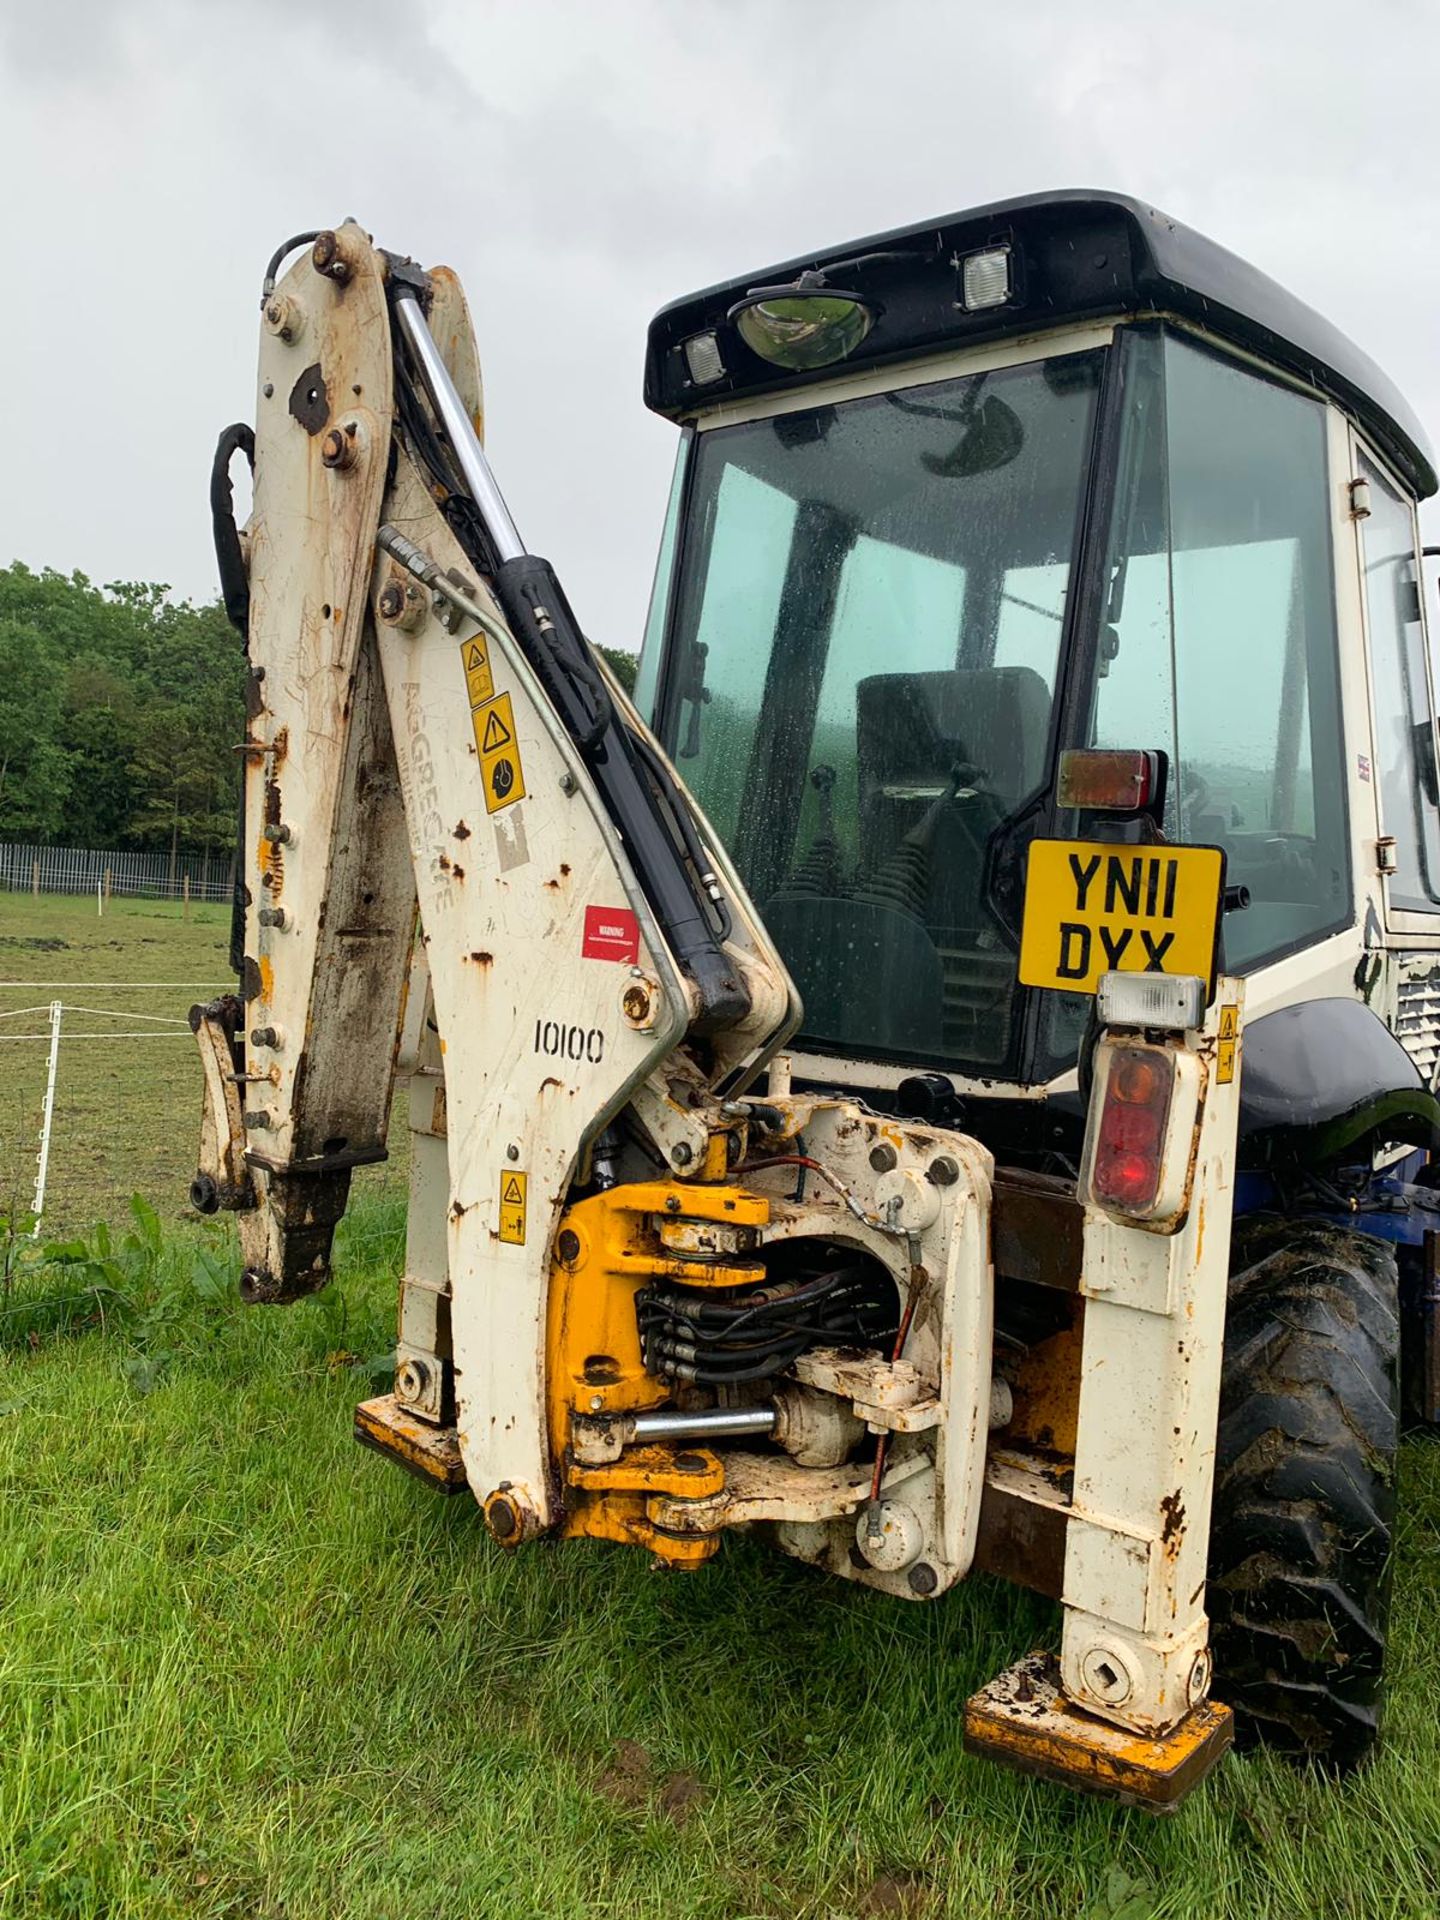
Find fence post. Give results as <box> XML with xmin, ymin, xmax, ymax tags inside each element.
<box><xmin>32</xmin><ymin>857</ymin><xmax>39</xmax><ymax>898</ymax></box>
<box><xmin>183</xmin><ymin>874</ymin><xmax>191</xmax><ymax>921</ymax></box>
<box><xmin>104</xmin><ymin>865</ymin><xmax>113</xmax><ymax>901</ymax></box>
<box><xmin>31</xmin><ymin>1000</ymin><xmax>62</xmax><ymax>1236</ymax></box>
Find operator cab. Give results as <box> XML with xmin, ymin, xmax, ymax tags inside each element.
<box><xmin>637</xmin><ymin>191</ymin><xmax>1439</xmax><ymax>1099</ymax></box>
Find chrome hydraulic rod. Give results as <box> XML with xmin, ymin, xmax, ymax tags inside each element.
<box><xmin>388</xmin><ymin>281</ymin><xmax>749</xmax><ymax>1031</ymax></box>
<box><xmin>391</xmin><ymin>289</ymin><xmax>526</xmax><ymax>564</ymax></box>
<box><xmin>631</xmin><ymin>1406</ymin><xmax>778</xmax><ymax>1442</ymax></box>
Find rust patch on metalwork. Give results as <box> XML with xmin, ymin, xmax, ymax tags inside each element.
<box><xmin>453</xmin><ymin>820</ymin><xmax>471</xmax><ymax>839</ymax></box>
<box><xmin>1160</xmin><ymin>1489</ymin><xmax>1186</xmax><ymax>1553</ymax></box>
<box><xmin>468</xmin><ymin>950</ymin><xmax>492</xmax><ymax>966</ymax></box>
<box><xmin>288</xmin><ymin>362</ymin><xmax>330</xmax><ymax>434</ymax></box>
<box><xmin>964</xmin><ymin>1650</ymin><xmax>1234</xmax><ymax>1812</ymax></box>
<box><xmin>354</xmin><ymin>1394</ymin><xmax>465</xmax><ymax>1493</ymax></box>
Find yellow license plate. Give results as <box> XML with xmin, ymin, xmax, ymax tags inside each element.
<box><xmin>1018</xmin><ymin>839</ymin><xmax>1224</xmax><ymax>995</ymax></box>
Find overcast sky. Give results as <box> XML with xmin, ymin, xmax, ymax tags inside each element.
<box><xmin>1</xmin><ymin>0</ymin><xmax>1437</xmax><ymax>649</ymax></box>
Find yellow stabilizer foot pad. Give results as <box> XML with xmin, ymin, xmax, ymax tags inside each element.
<box><xmin>963</xmin><ymin>1651</ymin><xmax>1233</xmax><ymax>1813</ymax></box>
<box><xmin>355</xmin><ymin>1394</ymin><xmax>468</xmax><ymax>1495</ymax></box>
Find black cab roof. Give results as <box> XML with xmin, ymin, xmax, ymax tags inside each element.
<box><xmin>645</xmin><ymin>189</ymin><xmax>1435</xmax><ymax>499</ymax></box>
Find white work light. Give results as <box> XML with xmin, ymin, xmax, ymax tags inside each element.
<box><xmin>1096</xmin><ymin>970</ymin><xmax>1206</xmax><ymax>1034</ymax></box>
<box><xmin>960</xmin><ymin>246</ymin><xmax>1012</xmax><ymax>311</ymax></box>
<box><xmin>683</xmin><ymin>330</ymin><xmax>726</xmax><ymax>386</ymax></box>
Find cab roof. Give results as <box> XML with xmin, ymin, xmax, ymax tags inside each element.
<box><xmin>645</xmin><ymin>189</ymin><xmax>1436</xmax><ymax>499</ymax></box>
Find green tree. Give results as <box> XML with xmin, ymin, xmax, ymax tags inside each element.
<box><xmin>0</xmin><ymin>563</ymin><xmax>245</xmax><ymax>860</ymax></box>
<box><xmin>0</xmin><ymin>616</ymin><xmax>69</xmax><ymax>837</ymax></box>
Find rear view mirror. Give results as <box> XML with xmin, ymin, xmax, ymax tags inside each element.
<box><xmin>920</xmin><ymin>395</ymin><xmax>1024</xmax><ymax>477</ymax></box>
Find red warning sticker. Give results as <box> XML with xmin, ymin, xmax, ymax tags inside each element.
<box><xmin>582</xmin><ymin>904</ymin><xmax>640</xmax><ymax>964</ymax></box>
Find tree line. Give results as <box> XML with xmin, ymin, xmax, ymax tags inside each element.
<box><xmin>0</xmin><ymin>562</ymin><xmax>636</xmax><ymax>862</ymax></box>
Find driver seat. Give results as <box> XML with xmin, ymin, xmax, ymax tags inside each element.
<box><xmin>855</xmin><ymin>666</ymin><xmax>1051</xmax><ymax>928</ymax></box>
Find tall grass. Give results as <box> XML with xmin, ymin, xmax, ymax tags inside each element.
<box><xmin>0</xmin><ymin>1203</ymin><xmax>1437</xmax><ymax>1918</ymax></box>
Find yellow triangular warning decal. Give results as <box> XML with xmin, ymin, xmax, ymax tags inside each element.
<box><xmin>501</xmin><ymin>1175</ymin><xmax>524</xmax><ymax>1204</ymax></box>
<box><xmin>466</xmin><ymin>642</ymin><xmax>486</xmax><ymax>671</ymax></box>
<box><xmin>482</xmin><ymin>707</ymin><xmax>512</xmax><ymax>752</ymax></box>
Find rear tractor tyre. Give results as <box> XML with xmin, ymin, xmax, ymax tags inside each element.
<box><xmin>1208</xmin><ymin>1218</ymin><xmax>1399</xmax><ymax>1771</ymax></box>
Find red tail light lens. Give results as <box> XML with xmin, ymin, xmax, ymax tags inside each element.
<box><xmin>1091</xmin><ymin>1045</ymin><xmax>1175</xmax><ymax>1215</ymax></box>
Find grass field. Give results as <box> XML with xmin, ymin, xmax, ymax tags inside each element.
<box><xmin>0</xmin><ymin>893</ymin><xmax>406</xmax><ymax>1237</ymax></box>
<box><xmin>1</xmin><ymin>893</ymin><xmax>1439</xmax><ymax>1917</ymax></box>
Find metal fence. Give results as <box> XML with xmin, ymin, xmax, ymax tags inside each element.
<box><xmin>0</xmin><ymin>843</ymin><xmax>234</xmax><ymax>903</ymax></box>
<box><xmin>0</xmin><ymin>986</ymin><xmax>408</xmax><ymax>1254</ymax></box>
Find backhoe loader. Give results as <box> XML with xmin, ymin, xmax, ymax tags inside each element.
<box><xmin>193</xmin><ymin>191</ymin><xmax>1440</xmax><ymax>1809</ymax></box>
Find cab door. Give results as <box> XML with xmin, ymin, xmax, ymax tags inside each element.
<box><xmin>1352</xmin><ymin>440</ymin><xmax>1440</xmax><ymax>932</ymax></box>
<box><xmin>1351</xmin><ymin>436</ymin><xmax>1440</xmax><ymax>1088</ymax></box>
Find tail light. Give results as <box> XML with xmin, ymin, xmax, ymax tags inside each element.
<box><xmin>1082</xmin><ymin>1039</ymin><xmax>1202</xmax><ymax>1229</ymax></box>
<box><xmin>1091</xmin><ymin>1047</ymin><xmax>1173</xmax><ymax>1214</ymax></box>
<box><xmin>1057</xmin><ymin>748</ymin><xmax>1160</xmax><ymax>812</ymax></box>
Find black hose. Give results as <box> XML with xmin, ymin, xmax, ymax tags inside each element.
<box><xmin>210</xmin><ymin>423</ymin><xmax>255</xmax><ymax>640</ymax></box>
<box><xmin>261</xmin><ymin>232</ymin><xmax>322</xmax><ymax>303</ymax></box>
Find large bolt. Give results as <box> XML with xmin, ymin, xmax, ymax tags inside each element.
<box><xmin>395</xmin><ymin>1356</ymin><xmax>431</xmax><ymax>1406</ymax></box>
<box><xmin>486</xmin><ymin>1496</ymin><xmax>517</xmax><ymax>1540</ymax></box>
<box><xmin>621</xmin><ymin>979</ymin><xmax>656</xmax><ymax>1031</ymax></box>
<box><xmin>250</xmin><ymin>1025</ymin><xmax>283</xmax><ymax>1050</ymax></box>
<box><xmin>189</xmin><ymin>1172</ymin><xmax>220</xmax><ymax>1215</ymax></box>
<box><xmin>311</xmin><ymin>230</ymin><xmax>352</xmax><ymax>283</ymax></box>
<box><xmin>483</xmin><ymin>1485</ymin><xmax>542</xmax><ymax>1548</ymax></box>
<box><xmin>907</xmin><ymin>1561</ymin><xmax>939</xmax><ymax>1596</ymax></box>
<box><xmin>321</xmin><ymin>423</ymin><xmax>357</xmax><ymax>470</ymax></box>
<box><xmin>263</xmin><ymin>294</ymin><xmax>304</xmax><ymax>343</ymax></box>
<box><xmin>257</xmin><ymin>906</ymin><xmax>288</xmax><ymax>930</ymax></box>
<box><xmin>261</xmin><ymin>822</ymin><xmax>293</xmax><ymax>846</ymax></box>
<box><xmin>1187</xmin><ymin>1649</ymin><xmax>1212</xmax><ymax>1705</ymax></box>
<box><xmin>670</xmin><ymin>1141</ymin><xmax>693</xmax><ymax>1168</ymax></box>
<box><xmin>243</xmin><ymin>1109</ymin><xmax>274</xmax><ymax>1131</ymax></box>
<box><xmin>378</xmin><ymin>577</ymin><xmax>426</xmax><ymax>631</ymax></box>
<box><xmin>869</xmin><ymin>1142</ymin><xmax>898</xmax><ymax>1173</ymax></box>
<box><xmin>1080</xmin><ymin>1644</ymin><xmax>1134</xmax><ymax>1706</ymax></box>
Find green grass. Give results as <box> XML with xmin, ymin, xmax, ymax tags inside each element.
<box><xmin>1</xmin><ymin>1229</ymin><xmax>1438</xmax><ymax>1919</ymax></box>
<box><xmin>0</xmin><ymin>893</ymin><xmax>406</xmax><ymax>1237</ymax></box>
<box><xmin>0</xmin><ymin>894</ymin><xmax>1438</xmax><ymax>1916</ymax></box>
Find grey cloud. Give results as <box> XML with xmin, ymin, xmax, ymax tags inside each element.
<box><xmin>0</xmin><ymin>0</ymin><xmax>1436</xmax><ymax>646</ymax></box>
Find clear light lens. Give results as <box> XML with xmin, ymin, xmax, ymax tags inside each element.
<box><xmin>735</xmin><ymin>293</ymin><xmax>874</xmax><ymax>370</ymax></box>
<box><xmin>683</xmin><ymin>330</ymin><xmax>725</xmax><ymax>386</ymax></box>
<box><xmin>1097</xmin><ymin>971</ymin><xmax>1206</xmax><ymax>1033</ymax></box>
<box><xmin>961</xmin><ymin>247</ymin><xmax>1011</xmax><ymax>311</ymax></box>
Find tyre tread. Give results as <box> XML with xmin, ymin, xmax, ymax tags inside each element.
<box><xmin>1209</xmin><ymin>1218</ymin><xmax>1398</xmax><ymax>1771</ymax></box>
